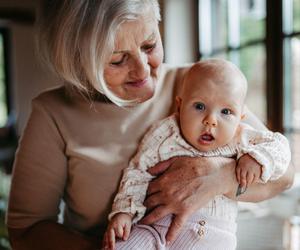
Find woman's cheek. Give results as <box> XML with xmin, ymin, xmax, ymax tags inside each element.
<box><xmin>151</xmin><ymin>45</ymin><xmax>164</xmax><ymax>68</ymax></box>
<box><xmin>104</xmin><ymin>67</ymin><xmax>126</xmax><ymax>87</ymax></box>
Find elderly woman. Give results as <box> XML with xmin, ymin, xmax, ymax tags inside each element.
<box><xmin>7</xmin><ymin>1</ymin><xmax>294</xmax><ymax>250</ymax></box>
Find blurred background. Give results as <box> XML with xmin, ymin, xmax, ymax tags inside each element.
<box><xmin>0</xmin><ymin>0</ymin><xmax>300</xmax><ymax>249</ymax></box>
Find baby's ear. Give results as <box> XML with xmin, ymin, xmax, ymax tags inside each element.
<box><xmin>175</xmin><ymin>96</ymin><xmax>182</xmax><ymax>114</ymax></box>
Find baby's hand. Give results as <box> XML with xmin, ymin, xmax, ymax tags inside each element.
<box><xmin>236</xmin><ymin>154</ymin><xmax>262</xmax><ymax>188</ymax></box>
<box><xmin>103</xmin><ymin>213</ymin><xmax>133</xmax><ymax>250</ymax></box>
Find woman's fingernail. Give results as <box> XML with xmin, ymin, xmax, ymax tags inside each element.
<box><xmin>167</xmin><ymin>241</ymin><xmax>171</xmax><ymax>246</ymax></box>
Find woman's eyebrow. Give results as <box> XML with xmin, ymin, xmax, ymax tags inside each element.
<box><xmin>145</xmin><ymin>32</ymin><xmax>156</xmax><ymax>41</ymax></box>
<box><xmin>113</xmin><ymin>50</ymin><xmax>128</xmax><ymax>54</ymax></box>
<box><xmin>113</xmin><ymin>32</ymin><xmax>156</xmax><ymax>54</ymax></box>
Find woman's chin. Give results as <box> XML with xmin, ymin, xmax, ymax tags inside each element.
<box><xmin>129</xmin><ymin>82</ymin><xmax>156</xmax><ymax>103</ymax></box>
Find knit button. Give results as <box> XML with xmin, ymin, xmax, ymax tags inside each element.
<box><xmin>199</xmin><ymin>220</ymin><xmax>206</xmax><ymax>226</ymax></box>
<box><xmin>198</xmin><ymin>228</ymin><xmax>205</xmax><ymax>237</ymax></box>
<box><xmin>197</xmin><ymin>220</ymin><xmax>206</xmax><ymax>238</ymax></box>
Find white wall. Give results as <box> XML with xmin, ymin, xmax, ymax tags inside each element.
<box><xmin>163</xmin><ymin>0</ymin><xmax>198</xmax><ymax>65</ymax></box>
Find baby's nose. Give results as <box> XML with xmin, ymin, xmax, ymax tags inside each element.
<box><xmin>203</xmin><ymin>114</ymin><xmax>217</xmax><ymax>127</ymax></box>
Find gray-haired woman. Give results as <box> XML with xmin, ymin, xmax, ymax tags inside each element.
<box><xmin>7</xmin><ymin>1</ymin><xmax>294</xmax><ymax>249</ymax></box>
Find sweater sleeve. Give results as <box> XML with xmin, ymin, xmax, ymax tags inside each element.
<box><xmin>237</xmin><ymin>124</ymin><xmax>291</xmax><ymax>182</ymax></box>
<box><xmin>108</xmin><ymin>116</ymin><xmax>179</xmax><ymax>223</ymax></box>
<box><xmin>6</xmin><ymin>98</ymin><xmax>67</xmax><ymax>228</ymax></box>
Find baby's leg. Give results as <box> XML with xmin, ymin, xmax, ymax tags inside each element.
<box><xmin>169</xmin><ymin>215</ymin><xmax>237</xmax><ymax>250</ymax></box>
<box><xmin>115</xmin><ymin>223</ymin><xmax>166</xmax><ymax>250</ymax></box>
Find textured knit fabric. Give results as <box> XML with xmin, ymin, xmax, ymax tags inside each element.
<box><xmin>115</xmin><ymin>213</ymin><xmax>237</xmax><ymax>250</ymax></box>
<box><xmin>6</xmin><ymin>64</ymin><xmax>182</xmax><ymax>236</ymax></box>
<box><xmin>110</xmin><ymin>114</ymin><xmax>290</xmax><ymax>249</ymax></box>
<box><xmin>109</xmin><ymin>114</ymin><xmax>290</xmax><ymax>223</ymax></box>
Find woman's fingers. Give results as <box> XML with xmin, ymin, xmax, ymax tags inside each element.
<box><xmin>144</xmin><ymin>192</ymin><xmax>164</xmax><ymax>210</ymax></box>
<box><xmin>246</xmin><ymin>172</ymin><xmax>254</xmax><ymax>186</ymax></box>
<box><xmin>147</xmin><ymin>158</ymin><xmax>176</xmax><ymax>176</ymax></box>
<box><xmin>140</xmin><ymin>205</ymin><xmax>170</xmax><ymax>225</ymax></box>
<box><xmin>236</xmin><ymin>166</ymin><xmax>241</xmax><ymax>184</ymax></box>
<box><xmin>146</xmin><ymin>177</ymin><xmax>161</xmax><ymax>195</ymax></box>
<box><xmin>166</xmin><ymin>214</ymin><xmax>189</xmax><ymax>244</ymax></box>
<box><xmin>239</xmin><ymin>168</ymin><xmax>248</xmax><ymax>188</ymax></box>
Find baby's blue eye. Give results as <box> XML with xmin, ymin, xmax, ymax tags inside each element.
<box><xmin>221</xmin><ymin>108</ymin><xmax>232</xmax><ymax>115</ymax></box>
<box><xmin>194</xmin><ymin>103</ymin><xmax>205</xmax><ymax>110</ymax></box>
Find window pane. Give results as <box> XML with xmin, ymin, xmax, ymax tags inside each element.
<box><xmin>211</xmin><ymin>0</ymin><xmax>228</xmax><ymax>50</ymax></box>
<box><xmin>240</xmin><ymin>45</ymin><xmax>267</xmax><ymax>123</ymax></box>
<box><xmin>284</xmin><ymin>36</ymin><xmax>300</xmax><ymax>130</ymax></box>
<box><xmin>240</xmin><ymin>0</ymin><xmax>266</xmax><ymax>44</ymax></box>
<box><xmin>199</xmin><ymin>0</ymin><xmax>228</xmax><ymax>56</ymax></box>
<box><xmin>199</xmin><ymin>0</ymin><xmax>266</xmax><ymax>55</ymax></box>
<box><xmin>0</xmin><ymin>34</ymin><xmax>7</xmax><ymax>127</ymax></box>
<box><xmin>294</xmin><ymin>0</ymin><xmax>300</xmax><ymax>31</ymax></box>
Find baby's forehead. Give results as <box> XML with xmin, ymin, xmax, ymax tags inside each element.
<box><xmin>185</xmin><ymin>60</ymin><xmax>247</xmax><ymax>91</ymax></box>
<box><xmin>188</xmin><ymin>60</ymin><xmax>240</xmax><ymax>79</ymax></box>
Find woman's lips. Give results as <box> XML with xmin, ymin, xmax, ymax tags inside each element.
<box><xmin>126</xmin><ymin>78</ymin><xmax>148</xmax><ymax>88</ymax></box>
<box><xmin>198</xmin><ymin>133</ymin><xmax>215</xmax><ymax>145</ymax></box>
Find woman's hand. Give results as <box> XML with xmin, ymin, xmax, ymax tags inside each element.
<box><xmin>140</xmin><ymin>156</ymin><xmax>237</xmax><ymax>244</ymax></box>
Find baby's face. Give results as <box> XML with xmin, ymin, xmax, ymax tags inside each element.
<box><xmin>177</xmin><ymin>66</ymin><xmax>246</xmax><ymax>152</ymax></box>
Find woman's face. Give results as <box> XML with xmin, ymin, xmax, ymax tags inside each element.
<box><xmin>104</xmin><ymin>11</ymin><xmax>164</xmax><ymax>103</ymax></box>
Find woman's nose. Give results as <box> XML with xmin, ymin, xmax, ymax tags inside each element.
<box><xmin>130</xmin><ymin>54</ymin><xmax>149</xmax><ymax>79</ymax></box>
<box><xmin>203</xmin><ymin>114</ymin><xmax>217</xmax><ymax>127</ymax></box>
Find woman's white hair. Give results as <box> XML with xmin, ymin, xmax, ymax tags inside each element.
<box><xmin>37</xmin><ymin>0</ymin><xmax>161</xmax><ymax>106</ymax></box>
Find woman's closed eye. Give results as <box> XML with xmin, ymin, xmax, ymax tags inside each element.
<box><xmin>110</xmin><ymin>54</ymin><xmax>128</xmax><ymax>66</ymax></box>
<box><xmin>142</xmin><ymin>43</ymin><xmax>157</xmax><ymax>53</ymax></box>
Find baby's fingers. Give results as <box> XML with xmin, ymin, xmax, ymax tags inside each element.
<box><xmin>108</xmin><ymin>229</ymin><xmax>116</xmax><ymax>250</ymax></box>
<box><xmin>123</xmin><ymin>222</ymin><xmax>131</xmax><ymax>240</ymax></box>
<box><xmin>102</xmin><ymin>229</ymin><xmax>115</xmax><ymax>250</ymax></box>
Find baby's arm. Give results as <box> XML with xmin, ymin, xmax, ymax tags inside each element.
<box><xmin>108</xmin><ymin>116</ymin><xmax>178</xmax><ymax>223</ymax></box>
<box><xmin>236</xmin><ymin>123</ymin><xmax>291</xmax><ymax>188</ymax></box>
<box><xmin>103</xmin><ymin>213</ymin><xmax>133</xmax><ymax>250</ymax></box>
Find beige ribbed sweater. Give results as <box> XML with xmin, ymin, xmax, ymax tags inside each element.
<box><xmin>7</xmin><ymin>64</ymin><xmax>183</xmax><ymax>236</ymax></box>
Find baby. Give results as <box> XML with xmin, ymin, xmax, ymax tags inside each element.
<box><xmin>103</xmin><ymin>59</ymin><xmax>291</xmax><ymax>250</ymax></box>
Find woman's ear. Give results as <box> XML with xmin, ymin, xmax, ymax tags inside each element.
<box><xmin>175</xmin><ymin>96</ymin><xmax>182</xmax><ymax>114</ymax></box>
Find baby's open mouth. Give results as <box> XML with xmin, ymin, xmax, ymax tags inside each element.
<box><xmin>200</xmin><ymin>133</ymin><xmax>215</xmax><ymax>142</ymax></box>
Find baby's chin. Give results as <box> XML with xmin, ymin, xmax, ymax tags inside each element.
<box><xmin>192</xmin><ymin>140</ymin><xmax>232</xmax><ymax>152</ymax></box>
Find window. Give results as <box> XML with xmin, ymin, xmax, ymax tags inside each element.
<box><xmin>198</xmin><ymin>0</ymin><xmax>300</xmax><ymax>172</ymax></box>
<box><xmin>0</xmin><ymin>32</ymin><xmax>7</xmax><ymax>127</ymax></box>
<box><xmin>0</xmin><ymin>29</ymin><xmax>9</xmax><ymax>128</ymax></box>
<box><xmin>198</xmin><ymin>0</ymin><xmax>267</xmax><ymax>123</ymax></box>
<box><xmin>283</xmin><ymin>0</ymin><xmax>300</xmax><ymax>131</ymax></box>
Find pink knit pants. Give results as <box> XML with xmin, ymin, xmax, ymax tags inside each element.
<box><xmin>115</xmin><ymin>213</ymin><xmax>237</xmax><ymax>250</ymax></box>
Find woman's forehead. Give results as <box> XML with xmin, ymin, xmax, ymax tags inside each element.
<box><xmin>113</xmin><ymin>15</ymin><xmax>158</xmax><ymax>49</ymax></box>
